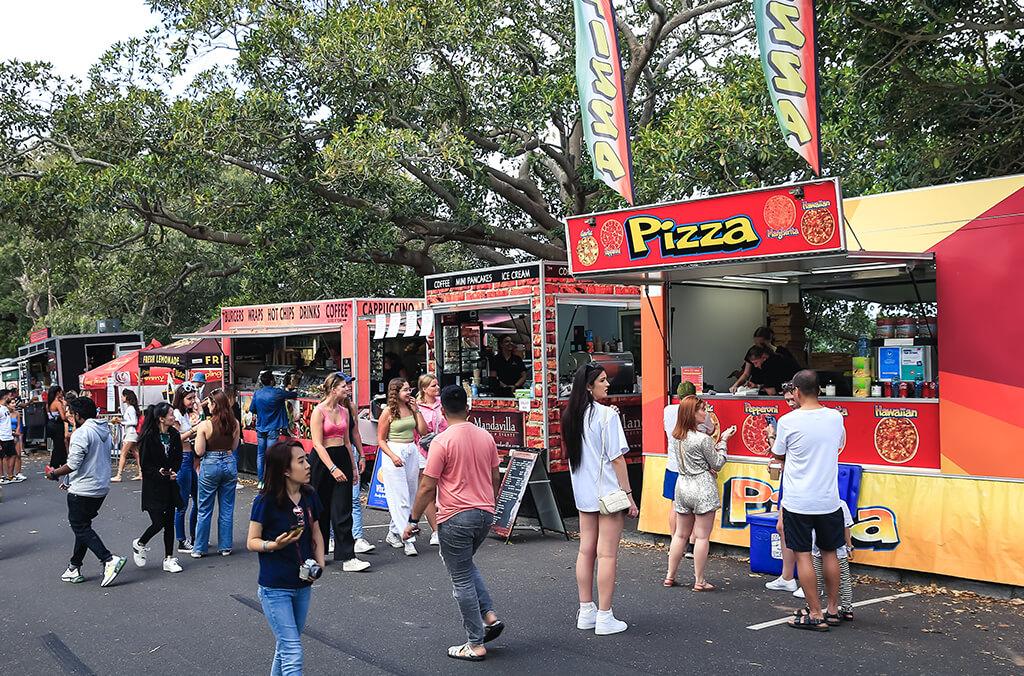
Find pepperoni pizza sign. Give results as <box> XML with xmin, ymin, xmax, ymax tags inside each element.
<box><xmin>565</xmin><ymin>179</ymin><xmax>844</xmax><ymax>275</ymax></box>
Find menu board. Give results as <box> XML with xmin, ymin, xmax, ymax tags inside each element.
<box><xmin>491</xmin><ymin>450</ymin><xmax>539</xmax><ymax>539</ymax></box>
<box><xmin>699</xmin><ymin>396</ymin><xmax>940</xmax><ymax>471</ymax></box>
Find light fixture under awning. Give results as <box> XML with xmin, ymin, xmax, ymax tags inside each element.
<box><xmin>580</xmin><ymin>251</ymin><xmax>934</xmax><ymax>286</ymax></box>
<box><xmin>173</xmin><ymin>325</ymin><xmax>341</xmax><ymax>340</ymax></box>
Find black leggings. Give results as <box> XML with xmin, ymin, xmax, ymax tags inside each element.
<box><xmin>139</xmin><ymin>508</ymin><xmax>175</xmax><ymax>558</ymax></box>
<box><xmin>312</xmin><ymin>446</ymin><xmax>354</xmax><ymax>562</ymax></box>
<box><xmin>48</xmin><ymin>418</ymin><xmax>67</xmax><ymax>468</ymax></box>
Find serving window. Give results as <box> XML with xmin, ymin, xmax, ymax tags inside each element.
<box><xmin>231</xmin><ymin>332</ymin><xmax>343</xmax><ymax>398</ymax></box>
<box><xmin>370</xmin><ymin>335</ymin><xmax>427</xmax><ymax>396</ymax></box>
<box><xmin>556</xmin><ymin>300</ymin><xmax>640</xmax><ymax>397</ymax></box>
<box><xmin>436</xmin><ymin>305</ymin><xmax>532</xmax><ymax>398</ymax></box>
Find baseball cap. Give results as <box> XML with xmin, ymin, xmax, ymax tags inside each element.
<box><xmin>191</xmin><ymin>372</ymin><xmax>207</xmax><ymax>383</ymax></box>
<box><xmin>334</xmin><ymin>371</ymin><xmax>353</xmax><ymax>383</ymax></box>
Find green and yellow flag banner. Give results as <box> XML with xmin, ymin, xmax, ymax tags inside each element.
<box><xmin>574</xmin><ymin>0</ymin><xmax>635</xmax><ymax>204</ymax></box>
<box><xmin>754</xmin><ymin>0</ymin><xmax>822</xmax><ymax>175</ymax></box>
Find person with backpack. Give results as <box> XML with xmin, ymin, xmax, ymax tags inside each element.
<box><xmin>310</xmin><ymin>372</ymin><xmax>370</xmax><ymax>572</ymax></box>
<box><xmin>131</xmin><ymin>402</ymin><xmax>185</xmax><ymax>573</ymax></box>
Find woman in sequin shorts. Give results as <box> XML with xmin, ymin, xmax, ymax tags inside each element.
<box><xmin>664</xmin><ymin>396</ymin><xmax>735</xmax><ymax>591</ymax></box>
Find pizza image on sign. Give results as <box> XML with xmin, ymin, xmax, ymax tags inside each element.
<box><xmin>741</xmin><ymin>415</ymin><xmax>772</xmax><ymax>456</ymax></box>
<box><xmin>800</xmin><ymin>208</ymin><xmax>836</xmax><ymax>245</ymax></box>
<box><xmin>874</xmin><ymin>418</ymin><xmax>919</xmax><ymax>464</ymax></box>
<box><xmin>763</xmin><ymin>195</ymin><xmax>797</xmax><ymax>231</ymax></box>
<box><xmin>576</xmin><ymin>230</ymin><xmax>600</xmax><ymax>267</ymax></box>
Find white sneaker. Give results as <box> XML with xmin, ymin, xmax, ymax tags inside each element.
<box><xmin>354</xmin><ymin>538</ymin><xmax>375</xmax><ymax>554</ymax></box>
<box><xmin>385</xmin><ymin>532</ymin><xmax>404</xmax><ymax>549</ymax></box>
<box><xmin>793</xmin><ymin>587</ymin><xmax>806</xmax><ymax>599</ymax></box>
<box><xmin>163</xmin><ymin>557</ymin><xmax>183</xmax><ymax>573</ymax></box>
<box><xmin>429</xmin><ymin>531</ymin><xmax>440</xmax><ymax>547</ymax></box>
<box><xmin>577</xmin><ymin>603</ymin><xmax>597</xmax><ymax>630</ymax></box>
<box><xmin>190</xmin><ymin>550</ymin><xmax>205</xmax><ymax>559</ymax></box>
<box><xmin>13</xmin><ymin>473</ymin><xmax>26</xmax><ymax>482</ymax></box>
<box><xmin>61</xmin><ymin>565</ymin><xmax>84</xmax><ymax>583</ymax></box>
<box><xmin>342</xmin><ymin>558</ymin><xmax>371</xmax><ymax>572</ymax></box>
<box><xmin>404</xmin><ymin>541</ymin><xmax>417</xmax><ymax>556</ymax></box>
<box><xmin>595</xmin><ymin>609</ymin><xmax>628</xmax><ymax>636</ymax></box>
<box><xmin>110</xmin><ymin>475</ymin><xmax>122</xmax><ymax>482</ymax></box>
<box><xmin>101</xmin><ymin>556</ymin><xmax>126</xmax><ymax>587</ymax></box>
<box><xmin>327</xmin><ymin>537</ymin><xmax>335</xmax><ymax>554</ymax></box>
<box><xmin>765</xmin><ymin>575</ymin><xmax>798</xmax><ymax>592</ymax></box>
<box><xmin>132</xmin><ymin>538</ymin><xmax>149</xmax><ymax>567</ymax></box>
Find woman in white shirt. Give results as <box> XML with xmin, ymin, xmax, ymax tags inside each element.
<box><xmin>563</xmin><ymin>364</ymin><xmax>638</xmax><ymax>637</ymax></box>
<box><xmin>112</xmin><ymin>390</ymin><xmax>142</xmax><ymax>482</ymax></box>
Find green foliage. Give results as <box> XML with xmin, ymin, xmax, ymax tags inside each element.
<box><xmin>0</xmin><ymin>0</ymin><xmax>1021</xmax><ymax>356</ymax></box>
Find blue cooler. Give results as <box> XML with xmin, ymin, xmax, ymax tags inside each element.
<box><xmin>747</xmin><ymin>463</ymin><xmax>862</xmax><ymax>575</ymax></box>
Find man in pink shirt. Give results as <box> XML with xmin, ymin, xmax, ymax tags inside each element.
<box><xmin>404</xmin><ymin>385</ymin><xmax>503</xmax><ymax>662</ymax></box>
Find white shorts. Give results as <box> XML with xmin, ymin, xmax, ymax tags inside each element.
<box><xmin>123</xmin><ymin>428</ymin><xmax>139</xmax><ymax>443</ymax></box>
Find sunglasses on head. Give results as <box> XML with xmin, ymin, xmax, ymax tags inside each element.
<box><xmin>781</xmin><ymin>381</ymin><xmax>796</xmax><ymax>393</ymax></box>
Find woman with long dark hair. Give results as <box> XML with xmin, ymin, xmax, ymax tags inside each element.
<box><xmin>563</xmin><ymin>364</ymin><xmax>638</xmax><ymax>636</ymax></box>
<box><xmin>191</xmin><ymin>389</ymin><xmax>240</xmax><ymax>557</ymax></box>
<box><xmin>247</xmin><ymin>439</ymin><xmax>325</xmax><ymax>676</ymax></box>
<box><xmin>310</xmin><ymin>373</ymin><xmax>369</xmax><ymax>572</ymax></box>
<box><xmin>376</xmin><ymin>377</ymin><xmax>427</xmax><ymax>556</ymax></box>
<box><xmin>46</xmin><ymin>385</ymin><xmax>69</xmax><ymax>473</ymax></box>
<box><xmin>112</xmin><ymin>390</ymin><xmax>142</xmax><ymax>482</ymax></box>
<box><xmin>131</xmin><ymin>403</ymin><xmax>185</xmax><ymax>573</ymax></box>
<box><xmin>171</xmin><ymin>384</ymin><xmax>200</xmax><ymax>552</ymax></box>
<box><xmin>663</xmin><ymin>395</ymin><xmax>734</xmax><ymax>590</ymax></box>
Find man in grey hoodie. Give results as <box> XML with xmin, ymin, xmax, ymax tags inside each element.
<box><xmin>46</xmin><ymin>396</ymin><xmax>127</xmax><ymax>587</ymax></box>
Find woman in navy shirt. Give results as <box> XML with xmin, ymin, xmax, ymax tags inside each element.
<box><xmin>247</xmin><ymin>440</ymin><xmax>325</xmax><ymax>676</ymax></box>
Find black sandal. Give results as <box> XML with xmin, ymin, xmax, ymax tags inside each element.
<box><xmin>792</xmin><ymin>606</ymin><xmax>810</xmax><ymax>618</ymax></box>
<box><xmin>483</xmin><ymin>620</ymin><xmax>505</xmax><ymax>643</ymax></box>
<box><xmin>840</xmin><ymin>610</ymin><xmax>855</xmax><ymax>622</ymax></box>
<box><xmin>824</xmin><ymin>612</ymin><xmax>841</xmax><ymax>627</ymax></box>
<box><xmin>788</xmin><ymin>614</ymin><xmax>830</xmax><ymax>632</ymax></box>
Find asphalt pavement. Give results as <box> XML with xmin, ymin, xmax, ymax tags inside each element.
<box><xmin>2</xmin><ymin>454</ymin><xmax>1023</xmax><ymax>675</ymax></box>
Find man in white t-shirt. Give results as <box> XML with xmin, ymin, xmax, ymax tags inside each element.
<box><xmin>772</xmin><ymin>370</ymin><xmax>846</xmax><ymax>632</ymax></box>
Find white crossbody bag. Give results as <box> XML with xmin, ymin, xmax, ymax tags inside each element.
<box><xmin>596</xmin><ymin>406</ymin><xmax>630</xmax><ymax>515</ymax></box>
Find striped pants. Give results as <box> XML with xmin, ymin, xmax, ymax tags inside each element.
<box><xmin>812</xmin><ymin>554</ymin><xmax>854</xmax><ymax>612</ymax></box>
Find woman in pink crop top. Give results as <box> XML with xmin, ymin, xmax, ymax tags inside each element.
<box><xmin>414</xmin><ymin>373</ymin><xmax>447</xmax><ymax>546</ymax></box>
<box><xmin>310</xmin><ymin>373</ymin><xmax>370</xmax><ymax>572</ymax></box>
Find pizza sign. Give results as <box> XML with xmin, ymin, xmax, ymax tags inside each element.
<box><xmin>565</xmin><ymin>179</ymin><xmax>844</xmax><ymax>275</ymax></box>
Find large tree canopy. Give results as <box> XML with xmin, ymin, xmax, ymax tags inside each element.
<box><xmin>0</xmin><ymin>0</ymin><xmax>1021</xmax><ymax>352</ymax></box>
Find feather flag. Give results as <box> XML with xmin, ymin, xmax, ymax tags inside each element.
<box><xmin>574</xmin><ymin>0</ymin><xmax>636</xmax><ymax>204</ymax></box>
<box><xmin>754</xmin><ymin>0</ymin><xmax>822</xmax><ymax>175</ymax></box>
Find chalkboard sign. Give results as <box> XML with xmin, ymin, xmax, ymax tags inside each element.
<box><xmin>491</xmin><ymin>449</ymin><xmax>567</xmax><ymax>543</ymax></box>
<box><xmin>491</xmin><ymin>450</ymin><xmax>538</xmax><ymax>539</ymax></box>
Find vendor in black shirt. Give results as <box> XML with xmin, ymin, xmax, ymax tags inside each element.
<box><xmin>730</xmin><ymin>326</ymin><xmax>800</xmax><ymax>393</ymax></box>
<box><xmin>743</xmin><ymin>344</ymin><xmax>799</xmax><ymax>395</ymax></box>
<box><xmin>490</xmin><ymin>335</ymin><xmax>527</xmax><ymax>397</ymax></box>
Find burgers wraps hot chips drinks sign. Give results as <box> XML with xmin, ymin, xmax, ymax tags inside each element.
<box><xmin>565</xmin><ymin>179</ymin><xmax>844</xmax><ymax>275</ymax></box>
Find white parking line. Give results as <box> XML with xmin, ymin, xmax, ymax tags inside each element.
<box><xmin>746</xmin><ymin>592</ymin><xmax>916</xmax><ymax>630</ymax></box>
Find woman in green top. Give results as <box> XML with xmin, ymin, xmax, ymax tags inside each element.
<box><xmin>377</xmin><ymin>378</ymin><xmax>427</xmax><ymax>556</ymax></box>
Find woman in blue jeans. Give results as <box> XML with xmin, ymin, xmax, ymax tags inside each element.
<box><xmin>247</xmin><ymin>440</ymin><xmax>325</xmax><ymax>676</ymax></box>
<box><xmin>191</xmin><ymin>389</ymin><xmax>240</xmax><ymax>557</ymax></box>
<box><xmin>171</xmin><ymin>385</ymin><xmax>199</xmax><ymax>552</ymax></box>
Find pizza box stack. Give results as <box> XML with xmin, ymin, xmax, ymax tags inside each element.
<box><xmin>767</xmin><ymin>303</ymin><xmax>807</xmax><ymax>366</ymax></box>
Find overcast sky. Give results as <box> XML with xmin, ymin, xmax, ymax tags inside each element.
<box><xmin>0</xmin><ymin>1</ymin><xmax>160</xmax><ymax>79</ymax></box>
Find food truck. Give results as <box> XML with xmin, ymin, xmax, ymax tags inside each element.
<box><xmin>16</xmin><ymin>328</ymin><xmax>144</xmax><ymax>445</ymax></box>
<box><xmin>423</xmin><ymin>261</ymin><xmax>641</xmax><ymax>475</ymax></box>
<box><xmin>182</xmin><ymin>298</ymin><xmax>428</xmax><ymax>471</ymax></box>
<box><xmin>564</xmin><ymin>174</ymin><xmax>1024</xmax><ymax>587</ymax></box>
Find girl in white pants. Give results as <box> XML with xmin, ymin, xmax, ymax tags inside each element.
<box><xmin>376</xmin><ymin>378</ymin><xmax>427</xmax><ymax>556</ymax></box>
